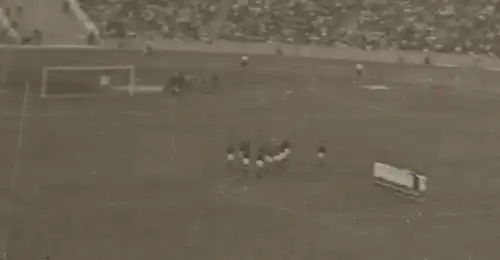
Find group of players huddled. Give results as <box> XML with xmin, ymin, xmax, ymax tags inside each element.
<box><xmin>163</xmin><ymin>55</ymin><xmax>250</xmax><ymax>96</ymax></box>
<box><xmin>164</xmin><ymin>71</ymin><xmax>220</xmax><ymax>95</ymax></box>
<box><xmin>226</xmin><ymin>139</ymin><xmax>327</xmax><ymax>179</ymax></box>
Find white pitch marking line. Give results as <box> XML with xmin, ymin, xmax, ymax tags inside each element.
<box><xmin>1</xmin><ymin>82</ymin><xmax>29</xmax><ymax>255</ymax></box>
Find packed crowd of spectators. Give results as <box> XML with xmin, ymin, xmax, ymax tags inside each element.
<box><xmin>220</xmin><ymin>0</ymin><xmax>356</xmax><ymax>45</ymax></box>
<box><xmin>0</xmin><ymin>5</ymin><xmax>43</xmax><ymax>44</ymax></box>
<box><xmin>78</xmin><ymin>0</ymin><xmax>219</xmax><ymax>41</ymax></box>
<box><xmin>221</xmin><ymin>0</ymin><xmax>500</xmax><ymax>56</ymax></box>
<box><xmin>77</xmin><ymin>0</ymin><xmax>500</xmax><ymax>56</ymax></box>
<box><xmin>356</xmin><ymin>0</ymin><xmax>500</xmax><ymax>55</ymax></box>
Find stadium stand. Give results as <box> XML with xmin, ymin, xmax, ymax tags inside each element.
<box><xmin>220</xmin><ymin>0</ymin><xmax>358</xmax><ymax>44</ymax></box>
<box><xmin>219</xmin><ymin>0</ymin><xmax>500</xmax><ymax>56</ymax></box>
<box><xmin>0</xmin><ymin>8</ymin><xmax>20</xmax><ymax>44</ymax></box>
<box><xmin>78</xmin><ymin>0</ymin><xmax>220</xmax><ymax>41</ymax></box>
<box><xmin>1</xmin><ymin>0</ymin><xmax>89</xmax><ymax>44</ymax></box>
<box><xmin>0</xmin><ymin>0</ymin><xmax>495</xmax><ymax>57</ymax></box>
<box><xmin>355</xmin><ymin>0</ymin><xmax>500</xmax><ymax>55</ymax></box>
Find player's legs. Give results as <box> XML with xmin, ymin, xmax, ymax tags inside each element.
<box><xmin>172</xmin><ymin>85</ymin><xmax>180</xmax><ymax>95</ymax></box>
<box><xmin>226</xmin><ymin>152</ymin><xmax>235</xmax><ymax>171</ymax></box>
<box><xmin>317</xmin><ymin>151</ymin><xmax>326</xmax><ymax>169</ymax></box>
<box><xmin>281</xmin><ymin>152</ymin><xmax>289</xmax><ymax>171</ymax></box>
<box><xmin>241</xmin><ymin>157</ymin><xmax>250</xmax><ymax>178</ymax></box>
<box><xmin>354</xmin><ymin>63</ymin><xmax>364</xmax><ymax>84</ymax></box>
<box><xmin>264</xmin><ymin>155</ymin><xmax>274</xmax><ymax>174</ymax></box>
<box><xmin>255</xmin><ymin>159</ymin><xmax>264</xmax><ymax>179</ymax></box>
<box><xmin>274</xmin><ymin>153</ymin><xmax>286</xmax><ymax>172</ymax></box>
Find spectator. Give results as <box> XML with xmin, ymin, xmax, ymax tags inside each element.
<box><xmin>87</xmin><ymin>31</ymin><xmax>97</xmax><ymax>45</ymax></box>
<box><xmin>62</xmin><ymin>1</ymin><xmax>70</xmax><ymax>14</ymax></box>
<box><xmin>33</xmin><ymin>28</ymin><xmax>42</xmax><ymax>44</ymax></box>
<box><xmin>15</xmin><ymin>6</ymin><xmax>23</xmax><ymax>16</ymax></box>
<box><xmin>21</xmin><ymin>35</ymin><xmax>32</xmax><ymax>44</ymax></box>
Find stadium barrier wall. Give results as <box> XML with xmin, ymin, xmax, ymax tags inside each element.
<box><xmin>2</xmin><ymin>41</ymin><xmax>500</xmax><ymax>94</ymax></box>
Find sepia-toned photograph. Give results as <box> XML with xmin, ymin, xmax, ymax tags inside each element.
<box><xmin>0</xmin><ymin>0</ymin><xmax>499</xmax><ymax>259</ymax></box>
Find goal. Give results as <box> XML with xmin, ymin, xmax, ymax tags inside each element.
<box><xmin>41</xmin><ymin>65</ymin><xmax>136</xmax><ymax>98</ymax></box>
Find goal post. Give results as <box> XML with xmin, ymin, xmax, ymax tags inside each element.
<box><xmin>41</xmin><ymin>65</ymin><xmax>136</xmax><ymax>98</ymax></box>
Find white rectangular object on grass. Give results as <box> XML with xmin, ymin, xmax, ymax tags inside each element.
<box><xmin>374</xmin><ymin>162</ymin><xmax>426</xmax><ymax>192</ymax></box>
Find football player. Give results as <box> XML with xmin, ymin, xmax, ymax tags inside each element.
<box><xmin>241</xmin><ymin>150</ymin><xmax>250</xmax><ymax>178</ymax></box>
<box><xmin>238</xmin><ymin>140</ymin><xmax>250</xmax><ymax>159</ymax></box>
<box><xmin>255</xmin><ymin>151</ymin><xmax>265</xmax><ymax>179</ymax></box>
<box><xmin>240</xmin><ymin>55</ymin><xmax>249</xmax><ymax>68</ymax></box>
<box><xmin>317</xmin><ymin>145</ymin><xmax>327</xmax><ymax>168</ymax></box>
<box><xmin>226</xmin><ymin>145</ymin><xmax>235</xmax><ymax>170</ymax></box>
<box><xmin>355</xmin><ymin>63</ymin><xmax>364</xmax><ymax>77</ymax></box>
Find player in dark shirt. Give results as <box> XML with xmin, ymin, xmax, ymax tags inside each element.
<box><xmin>255</xmin><ymin>152</ymin><xmax>264</xmax><ymax>179</ymax></box>
<box><xmin>241</xmin><ymin>150</ymin><xmax>250</xmax><ymax>177</ymax></box>
<box><xmin>318</xmin><ymin>145</ymin><xmax>326</xmax><ymax>158</ymax></box>
<box><xmin>238</xmin><ymin>140</ymin><xmax>250</xmax><ymax>159</ymax></box>
<box><xmin>240</xmin><ymin>55</ymin><xmax>249</xmax><ymax>68</ymax></box>
<box><xmin>144</xmin><ymin>40</ymin><xmax>153</xmax><ymax>55</ymax></box>
<box><xmin>62</xmin><ymin>1</ymin><xmax>70</xmax><ymax>13</ymax></box>
<box><xmin>21</xmin><ymin>36</ymin><xmax>31</xmax><ymax>45</ymax></box>
<box><xmin>211</xmin><ymin>73</ymin><xmax>219</xmax><ymax>88</ymax></box>
<box><xmin>226</xmin><ymin>145</ymin><xmax>235</xmax><ymax>170</ymax></box>
<box><xmin>165</xmin><ymin>75</ymin><xmax>178</xmax><ymax>95</ymax></box>
<box><xmin>166</xmin><ymin>72</ymin><xmax>184</xmax><ymax>95</ymax></box>
<box><xmin>258</xmin><ymin>145</ymin><xmax>272</xmax><ymax>173</ymax></box>
<box><xmin>281</xmin><ymin>139</ymin><xmax>291</xmax><ymax>161</ymax></box>
<box><xmin>317</xmin><ymin>145</ymin><xmax>326</xmax><ymax>168</ymax></box>
<box><xmin>177</xmin><ymin>72</ymin><xmax>186</xmax><ymax>88</ymax></box>
<box><xmin>271</xmin><ymin>144</ymin><xmax>285</xmax><ymax>172</ymax></box>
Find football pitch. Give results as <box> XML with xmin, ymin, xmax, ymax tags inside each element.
<box><xmin>0</xmin><ymin>53</ymin><xmax>500</xmax><ymax>260</ymax></box>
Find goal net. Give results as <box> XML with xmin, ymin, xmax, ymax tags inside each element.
<box><xmin>41</xmin><ymin>65</ymin><xmax>136</xmax><ymax>98</ymax></box>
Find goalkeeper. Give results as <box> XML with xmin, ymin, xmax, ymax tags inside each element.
<box><xmin>164</xmin><ymin>72</ymin><xmax>186</xmax><ymax>95</ymax></box>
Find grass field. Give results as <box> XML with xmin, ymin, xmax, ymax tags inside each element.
<box><xmin>1</xmin><ymin>53</ymin><xmax>500</xmax><ymax>260</ymax></box>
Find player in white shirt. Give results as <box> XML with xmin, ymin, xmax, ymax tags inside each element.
<box><xmin>354</xmin><ymin>63</ymin><xmax>364</xmax><ymax>83</ymax></box>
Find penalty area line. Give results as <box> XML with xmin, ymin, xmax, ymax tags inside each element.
<box><xmin>1</xmin><ymin>82</ymin><xmax>30</xmax><ymax>256</ymax></box>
